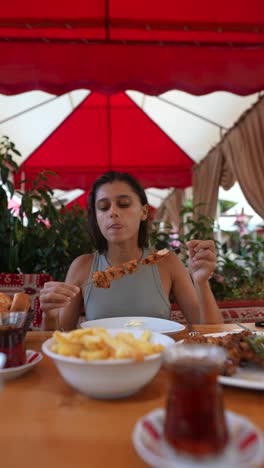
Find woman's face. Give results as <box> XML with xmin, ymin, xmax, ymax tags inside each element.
<box><xmin>95</xmin><ymin>181</ymin><xmax>148</xmax><ymax>245</ymax></box>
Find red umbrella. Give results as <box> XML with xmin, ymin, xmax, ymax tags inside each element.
<box><xmin>0</xmin><ymin>1</ymin><xmax>264</xmax><ymax>96</ymax></box>
<box><xmin>16</xmin><ymin>93</ymin><xmax>193</xmax><ymax>191</ymax></box>
<box><xmin>66</xmin><ymin>192</ymin><xmax>88</xmax><ymax>211</ymax></box>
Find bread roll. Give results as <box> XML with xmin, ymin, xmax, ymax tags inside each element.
<box><xmin>0</xmin><ymin>292</ymin><xmax>12</xmax><ymax>312</ymax></box>
<box><xmin>10</xmin><ymin>293</ymin><xmax>31</xmax><ymax>312</ymax></box>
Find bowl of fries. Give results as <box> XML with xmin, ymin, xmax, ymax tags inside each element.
<box><xmin>42</xmin><ymin>327</ymin><xmax>174</xmax><ymax>399</ymax></box>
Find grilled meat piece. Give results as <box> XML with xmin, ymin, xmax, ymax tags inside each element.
<box><xmin>183</xmin><ymin>331</ymin><xmax>263</xmax><ymax>376</ymax></box>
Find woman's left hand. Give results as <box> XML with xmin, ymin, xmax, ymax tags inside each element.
<box><xmin>186</xmin><ymin>239</ymin><xmax>217</xmax><ymax>284</ymax></box>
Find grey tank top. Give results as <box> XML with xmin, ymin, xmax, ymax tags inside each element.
<box><xmin>84</xmin><ymin>248</ymin><xmax>171</xmax><ymax>320</ymax></box>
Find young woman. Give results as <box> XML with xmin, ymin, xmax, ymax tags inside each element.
<box><xmin>40</xmin><ymin>171</ymin><xmax>221</xmax><ymax>330</ymax></box>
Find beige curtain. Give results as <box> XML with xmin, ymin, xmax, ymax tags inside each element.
<box><xmin>154</xmin><ymin>202</ymin><xmax>169</xmax><ymax>224</ymax></box>
<box><xmin>221</xmin><ymin>98</ymin><xmax>264</xmax><ymax>219</ymax></box>
<box><xmin>192</xmin><ymin>96</ymin><xmax>264</xmax><ymax>220</ymax></box>
<box><xmin>154</xmin><ymin>189</ymin><xmax>184</xmax><ymax>228</ymax></box>
<box><xmin>192</xmin><ymin>148</ymin><xmax>234</xmax><ymax>219</ymax></box>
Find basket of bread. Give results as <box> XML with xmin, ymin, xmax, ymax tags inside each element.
<box><xmin>0</xmin><ymin>292</ymin><xmax>34</xmax><ymax>336</ymax></box>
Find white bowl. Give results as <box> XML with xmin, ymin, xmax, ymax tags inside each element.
<box><xmin>42</xmin><ymin>328</ymin><xmax>174</xmax><ymax>399</ymax></box>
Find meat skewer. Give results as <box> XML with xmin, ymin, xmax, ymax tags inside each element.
<box><xmin>140</xmin><ymin>248</ymin><xmax>170</xmax><ymax>265</ymax></box>
<box><xmin>81</xmin><ymin>247</ymin><xmax>174</xmax><ymax>289</ymax></box>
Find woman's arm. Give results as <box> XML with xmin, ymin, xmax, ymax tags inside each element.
<box><xmin>40</xmin><ymin>254</ymin><xmax>94</xmax><ymax>330</ymax></box>
<box><xmin>187</xmin><ymin>239</ymin><xmax>221</xmax><ymax>323</ymax></box>
<box><xmin>191</xmin><ymin>280</ymin><xmax>221</xmax><ymax>323</ymax></box>
<box><xmin>161</xmin><ymin>240</ymin><xmax>222</xmax><ymax>324</ymax></box>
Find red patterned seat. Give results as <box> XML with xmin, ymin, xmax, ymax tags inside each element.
<box><xmin>171</xmin><ymin>301</ymin><xmax>264</xmax><ymax>324</ymax></box>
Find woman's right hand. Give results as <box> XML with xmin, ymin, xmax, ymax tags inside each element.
<box><xmin>40</xmin><ymin>281</ymin><xmax>80</xmax><ymax>315</ymax></box>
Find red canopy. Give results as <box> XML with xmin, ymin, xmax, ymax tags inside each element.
<box><xmin>1</xmin><ymin>1</ymin><xmax>264</xmax><ymax>95</ymax></box>
<box><xmin>17</xmin><ymin>93</ymin><xmax>193</xmax><ymax>190</ymax></box>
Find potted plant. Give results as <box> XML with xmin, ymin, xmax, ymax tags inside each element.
<box><xmin>150</xmin><ymin>205</ymin><xmax>264</xmax><ymax>323</ymax></box>
<box><xmin>0</xmin><ymin>136</ymin><xmax>94</xmax><ymax>280</ymax></box>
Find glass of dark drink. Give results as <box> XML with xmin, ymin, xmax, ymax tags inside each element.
<box><xmin>0</xmin><ymin>312</ymin><xmax>27</xmax><ymax>368</ymax></box>
<box><xmin>164</xmin><ymin>344</ymin><xmax>229</xmax><ymax>458</ymax></box>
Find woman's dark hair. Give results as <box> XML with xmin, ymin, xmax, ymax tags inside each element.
<box><xmin>87</xmin><ymin>171</ymin><xmax>150</xmax><ymax>253</ymax></box>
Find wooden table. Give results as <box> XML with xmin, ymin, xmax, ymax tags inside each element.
<box><xmin>0</xmin><ymin>323</ymin><xmax>263</xmax><ymax>468</ymax></box>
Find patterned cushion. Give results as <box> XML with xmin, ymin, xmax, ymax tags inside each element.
<box><xmin>0</xmin><ymin>273</ymin><xmax>53</xmax><ymax>329</ymax></box>
<box><xmin>1</xmin><ymin>273</ymin><xmax>262</xmax><ymax>328</ymax></box>
<box><xmin>171</xmin><ymin>302</ymin><xmax>264</xmax><ymax>324</ymax></box>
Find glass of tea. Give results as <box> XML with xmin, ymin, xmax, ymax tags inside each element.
<box><xmin>163</xmin><ymin>344</ymin><xmax>229</xmax><ymax>458</ymax></box>
<box><xmin>0</xmin><ymin>312</ymin><xmax>27</xmax><ymax>368</ymax></box>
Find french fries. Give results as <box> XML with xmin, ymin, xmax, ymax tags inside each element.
<box><xmin>51</xmin><ymin>328</ymin><xmax>164</xmax><ymax>362</ymax></box>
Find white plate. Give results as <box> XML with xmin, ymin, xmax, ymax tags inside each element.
<box><xmin>80</xmin><ymin>316</ymin><xmax>185</xmax><ymax>334</ymax></box>
<box><xmin>133</xmin><ymin>408</ymin><xmax>264</xmax><ymax>468</ymax></box>
<box><xmin>180</xmin><ymin>332</ymin><xmax>264</xmax><ymax>391</ymax></box>
<box><xmin>0</xmin><ymin>350</ymin><xmax>42</xmax><ymax>381</ymax></box>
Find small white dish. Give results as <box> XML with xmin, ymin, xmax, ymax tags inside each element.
<box><xmin>42</xmin><ymin>329</ymin><xmax>174</xmax><ymax>399</ymax></box>
<box><xmin>0</xmin><ymin>350</ymin><xmax>42</xmax><ymax>381</ymax></box>
<box><xmin>81</xmin><ymin>316</ymin><xmax>185</xmax><ymax>334</ymax></box>
<box><xmin>133</xmin><ymin>408</ymin><xmax>264</xmax><ymax>468</ymax></box>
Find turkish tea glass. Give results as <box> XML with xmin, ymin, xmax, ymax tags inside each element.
<box><xmin>0</xmin><ymin>312</ymin><xmax>27</xmax><ymax>368</ymax></box>
<box><xmin>163</xmin><ymin>344</ymin><xmax>229</xmax><ymax>458</ymax></box>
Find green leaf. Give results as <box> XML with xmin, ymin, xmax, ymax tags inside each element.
<box><xmin>12</xmin><ymin>148</ymin><xmax>21</xmax><ymax>156</ymax></box>
<box><xmin>6</xmin><ymin>180</ymin><xmax>15</xmax><ymax>197</ymax></box>
<box><xmin>21</xmin><ymin>194</ymin><xmax>33</xmax><ymax>216</ymax></box>
<box><xmin>0</xmin><ymin>166</ymin><xmax>9</xmax><ymax>184</ymax></box>
<box><xmin>8</xmin><ymin>158</ymin><xmax>19</xmax><ymax>171</ymax></box>
<box><xmin>0</xmin><ymin>186</ymin><xmax>8</xmax><ymax>211</ymax></box>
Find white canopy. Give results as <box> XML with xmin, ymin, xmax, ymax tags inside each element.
<box><xmin>0</xmin><ymin>89</ymin><xmax>259</xmax><ymax>166</ymax></box>
<box><xmin>0</xmin><ymin>89</ymin><xmax>262</xmax><ymax>218</ymax></box>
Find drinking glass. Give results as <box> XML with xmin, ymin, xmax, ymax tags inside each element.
<box><xmin>0</xmin><ymin>352</ymin><xmax>6</xmax><ymax>392</ymax></box>
<box><xmin>0</xmin><ymin>312</ymin><xmax>27</xmax><ymax>368</ymax></box>
<box><xmin>163</xmin><ymin>344</ymin><xmax>229</xmax><ymax>457</ymax></box>
<box><xmin>0</xmin><ymin>353</ymin><xmax>6</xmax><ymax>369</ymax></box>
